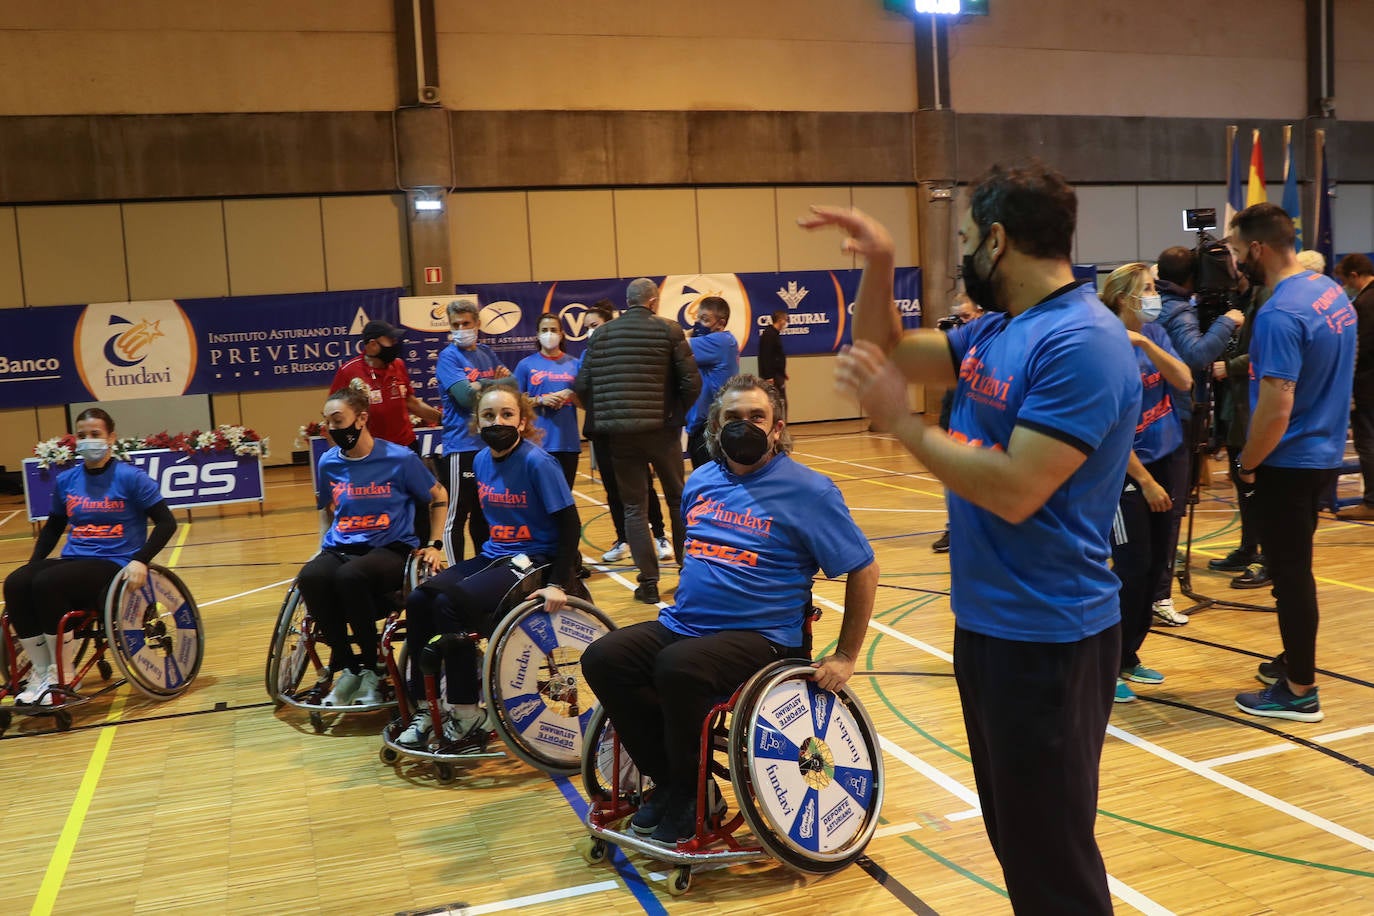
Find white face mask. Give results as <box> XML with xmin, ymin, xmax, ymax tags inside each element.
<box><xmin>75</xmin><ymin>438</ymin><xmax>110</xmax><ymax>463</ymax></box>
<box><xmin>451</xmin><ymin>328</ymin><xmax>478</xmax><ymax>348</ymax></box>
<box><xmin>538</xmin><ymin>331</ymin><xmax>561</xmax><ymax>351</ymax></box>
<box><xmin>1138</xmin><ymin>294</ymin><xmax>1162</xmax><ymax>322</ymax></box>
<box><xmin>586</xmin><ymin>325</ymin><xmax>600</xmax><ymax>340</ymax></box>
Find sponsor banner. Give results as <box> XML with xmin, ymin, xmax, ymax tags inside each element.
<box><xmin>307</xmin><ymin>428</ymin><xmax>442</xmax><ymax>495</ymax></box>
<box><xmin>22</xmin><ymin>450</ymin><xmax>265</xmax><ymax>522</ymax></box>
<box><xmin>0</xmin><ymin>289</ymin><xmax>401</xmax><ymax>409</ymax></box>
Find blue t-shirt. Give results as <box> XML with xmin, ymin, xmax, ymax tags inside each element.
<box><xmin>685</xmin><ymin>331</ymin><xmax>741</xmax><ymax>433</ymax></box>
<box><xmin>1248</xmin><ymin>271</ymin><xmax>1357</xmax><ymax>468</ymax></box>
<box><xmin>1133</xmin><ymin>321</ymin><xmax>1185</xmax><ymax>464</ymax></box>
<box><xmin>54</xmin><ymin>461</ymin><xmax>164</xmax><ymax>562</ymax></box>
<box><xmin>317</xmin><ymin>439</ymin><xmax>433</xmax><ymax>550</ymax></box>
<box><xmin>515</xmin><ymin>351</ymin><xmax>581</xmax><ymax>453</ymax></box>
<box><xmin>663</xmin><ymin>454</ymin><xmax>874</xmax><ymax>647</ymax></box>
<box><xmin>436</xmin><ymin>343</ymin><xmax>504</xmax><ymax>454</ymax></box>
<box><xmin>474</xmin><ymin>439</ymin><xmax>575</xmax><ymax>560</ymax></box>
<box><xmin>944</xmin><ymin>282</ymin><xmax>1142</xmax><ymax>642</ymax></box>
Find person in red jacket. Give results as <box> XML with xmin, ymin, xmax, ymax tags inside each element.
<box><xmin>331</xmin><ymin>319</ymin><xmax>441</xmax><ymax>453</ymax></box>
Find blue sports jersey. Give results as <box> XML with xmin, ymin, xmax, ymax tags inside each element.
<box><xmin>317</xmin><ymin>439</ymin><xmax>433</xmax><ymax>550</ymax></box>
<box><xmin>1132</xmin><ymin>321</ymin><xmax>1185</xmax><ymax>464</ymax></box>
<box><xmin>54</xmin><ymin>461</ymin><xmax>164</xmax><ymax>562</ymax></box>
<box><xmin>944</xmin><ymin>282</ymin><xmax>1141</xmax><ymax>642</ymax></box>
<box><xmin>663</xmin><ymin>453</ymin><xmax>874</xmax><ymax>647</ymax></box>
<box><xmin>515</xmin><ymin>352</ymin><xmax>581</xmax><ymax>453</ymax></box>
<box><xmin>1248</xmin><ymin>271</ymin><xmax>1357</xmax><ymax>468</ymax></box>
<box><xmin>685</xmin><ymin>331</ymin><xmax>741</xmax><ymax>433</ymax></box>
<box><xmin>436</xmin><ymin>343</ymin><xmax>504</xmax><ymax>454</ymax></box>
<box><xmin>474</xmin><ymin>438</ymin><xmax>575</xmax><ymax>560</ymax></box>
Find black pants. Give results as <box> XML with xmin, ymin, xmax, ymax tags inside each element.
<box><xmin>3</xmin><ymin>558</ymin><xmax>122</xmax><ymax>638</ymax></box>
<box><xmin>591</xmin><ymin>435</ymin><xmax>665</xmax><ymax>542</ymax></box>
<box><xmin>296</xmin><ymin>546</ymin><xmax>406</xmax><ymax>673</ymax></box>
<box><xmin>404</xmin><ymin>554</ymin><xmax>534</xmax><ymax>703</ymax></box>
<box><xmin>954</xmin><ymin>624</ymin><xmax>1118</xmax><ymax>916</ymax></box>
<box><xmin>1225</xmin><ymin>444</ymin><xmax>1260</xmax><ymax>555</ymax></box>
<box><xmin>581</xmin><ymin>620</ymin><xmax>799</xmax><ymax>798</ymax></box>
<box><xmin>552</xmin><ymin>450</ymin><xmax>579</xmax><ymax>490</ymax></box>
<box><xmin>1113</xmin><ymin>449</ymin><xmax>1186</xmax><ymax>670</ymax></box>
<box><xmin>1251</xmin><ymin>465</ymin><xmax>1337</xmax><ymax>686</ymax></box>
<box><xmin>440</xmin><ymin>450</ymin><xmax>490</xmax><ymax>562</ymax></box>
<box><xmin>1352</xmin><ymin>395</ymin><xmax>1374</xmax><ymax>506</ymax></box>
<box><xmin>608</xmin><ymin>428</ymin><xmax>686</xmax><ymax>585</ymax></box>
<box><xmin>1152</xmin><ymin>446</ymin><xmax>1193</xmax><ymax>602</ymax></box>
<box><xmin>686</xmin><ymin>425</ymin><xmax>711</xmax><ymax>469</ymax></box>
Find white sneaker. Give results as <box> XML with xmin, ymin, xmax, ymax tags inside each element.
<box><xmin>1152</xmin><ymin>598</ymin><xmax>1189</xmax><ymax>627</ymax></box>
<box><xmin>397</xmin><ymin>708</ymin><xmax>433</xmax><ymax>748</ymax></box>
<box><xmin>656</xmin><ymin>537</ymin><xmax>673</xmax><ymax>561</ymax></box>
<box><xmin>351</xmin><ymin>669</ymin><xmax>383</xmax><ymax>706</ymax></box>
<box><xmin>16</xmin><ymin>665</ymin><xmax>53</xmax><ymax>705</ymax></box>
<box><xmin>601</xmin><ymin>541</ymin><xmax>629</xmax><ymax>562</ymax></box>
<box><xmin>40</xmin><ymin>665</ymin><xmax>62</xmax><ymax>706</ymax></box>
<box><xmin>322</xmin><ymin>670</ymin><xmax>362</xmax><ymax>706</ymax></box>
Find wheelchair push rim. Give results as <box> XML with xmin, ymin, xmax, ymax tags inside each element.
<box><xmin>484</xmin><ymin>595</ymin><xmax>615</xmax><ymax>775</ymax></box>
<box><xmin>728</xmin><ymin>661</ymin><xmax>884</xmax><ymax>874</ymax></box>
<box><xmin>104</xmin><ymin>564</ymin><xmax>204</xmax><ymax>700</ymax></box>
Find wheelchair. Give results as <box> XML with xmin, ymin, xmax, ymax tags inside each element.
<box><xmin>576</xmin><ymin>609</ymin><xmax>884</xmax><ymax>896</ymax></box>
<box><xmin>0</xmin><ymin>563</ymin><xmax>204</xmax><ymax>734</ymax></box>
<box><xmin>377</xmin><ymin>557</ymin><xmax>614</xmax><ymax>785</ymax></box>
<box><xmin>265</xmin><ymin>551</ymin><xmax>434</xmax><ymax>733</ymax></box>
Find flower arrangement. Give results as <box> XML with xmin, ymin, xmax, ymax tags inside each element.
<box><xmin>296</xmin><ymin>421</ymin><xmax>325</xmax><ymax>449</ymax></box>
<box><xmin>33</xmin><ymin>425</ymin><xmax>268</xmax><ymax>469</ymax></box>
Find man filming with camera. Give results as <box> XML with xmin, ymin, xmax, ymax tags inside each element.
<box><xmin>931</xmin><ymin>294</ymin><xmax>985</xmax><ymax>554</ymax></box>
<box><xmin>1230</xmin><ymin>203</ymin><xmax>1355</xmax><ymax>722</ymax></box>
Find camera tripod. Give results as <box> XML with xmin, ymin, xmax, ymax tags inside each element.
<box><xmin>1175</xmin><ymin>388</ymin><xmax>1273</xmax><ymax>616</ymax></box>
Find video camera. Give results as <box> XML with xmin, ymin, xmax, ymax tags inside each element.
<box><xmin>1182</xmin><ymin>208</ymin><xmax>1241</xmax><ymax>331</ymax></box>
<box><xmin>936</xmin><ymin>315</ymin><xmax>965</xmax><ymax>332</ymax></box>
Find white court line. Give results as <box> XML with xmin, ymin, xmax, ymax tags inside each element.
<box><xmin>198</xmin><ymin>577</ymin><xmax>294</xmax><ymax>608</ymax></box>
<box><xmin>874</xmin><ymin>820</ymin><xmax>927</xmax><ymax>838</ymax></box>
<box><xmin>462</xmin><ymin>879</ymin><xmax>620</xmax><ymax>915</ymax></box>
<box><xmin>824</xmin><ymin>595</ymin><xmax>1170</xmax><ymax>914</ymax></box>
<box><xmin>0</xmin><ymin>508</ymin><xmax>20</xmax><ymax>529</ymax></box>
<box><xmin>1198</xmin><ymin>725</ymin><xmax>1374</xmax><ymax>768</ymax></box>
<box><xmin>794</xmin><ymin>449</ymin><xmax>942</xmax><ymax>484</ymax></box>
<box><xmin>945</xmin><ymin>808</ymin><xmax>982</xmax><ymax>822</ymax></box>
<box><xmin>849</xmin><ymin>507</ymin><xmax>947</xmax><ymax>514</ymax></box>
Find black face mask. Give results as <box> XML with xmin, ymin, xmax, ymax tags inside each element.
<box><xmin>718</xmin><ymin>420</ymin><xmax>771</xmax><ymax>466</ymax></box>
<box><xmin>375</xmin><ymin>342</ymin><xmax>402</xmax><ymax>364</ymax></box>
<box><xmin>480</xmin><ymin>424</ymin><xmax>521</xmax><ymax>451</ymax></box>
<box><xmin>691</xmin><ymin>321</ymin><xmax>711</xmax><ymax>338</ymax></box>
<box><xmin>330</xmin><ymin>423</ymin><xmax>363</xmax><ymax>452</ymax></box>
<box><xmin>1239</xmin><ymin>250</ymin><xmax>1266</xmax><ymax>288</ymax></box>
<box><xmin>961</xmin><ymin>231</ymin><xmax>1006</xmax><ymax>314</ymax></box>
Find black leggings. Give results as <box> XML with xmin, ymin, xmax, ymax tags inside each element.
<box><xmin>296</xmin><ymin>546</ymin><xmax>406</xmax><ymax>674</ymax></box>
<box><xmin>403</xmin><ymin>554</ymin><xmax>538</xmax><ymax>704</ymax></box>
<box><xmin>440</xmin><ymin>450</ymin><xmax>490</xmax><ymax>562</ymax></box>
<box><xmin>3</xmin><ymin>558</ymin><xmax>122</xmax><ymax>638</ymax></box>
<box><xmin>552</xmin><ymin>450</ymin><xmax>579</xmax><ymax>491</ymax></box>
<box><xmin>591</xmin><ymin>435</ymin><xmax>665</xmax><ymax>542</ymax></box>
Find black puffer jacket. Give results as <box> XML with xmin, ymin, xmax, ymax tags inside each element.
<box><xmin>574</xmin><ymin>306</ymin><xmax>702</xmax><ymax>434</ymax></box>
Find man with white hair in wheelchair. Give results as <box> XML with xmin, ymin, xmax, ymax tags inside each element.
<box><xmin>581</xmin><ymin>374</ymin><xmax>879</xmax><ymax>847</ymax></box>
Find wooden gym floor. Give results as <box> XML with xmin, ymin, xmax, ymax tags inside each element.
<box><xmin>2</xmin><ymin>420</ymin><xmax>1373</xmax><ymax>915</ymax></box>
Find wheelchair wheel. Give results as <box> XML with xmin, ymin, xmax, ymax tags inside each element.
<box><xmin>104</xmin><ymin>565</ymin><xmax>204</xmax><ymax>700</ymax></box>
<box><xmin>265</xmin><ymin>586</ymin><xmax>317</xmax><ymax>703</ymax></box>
<box><xmin>580</xmin><ymin>704</ymin><xmax>652</xmax><ymax>805</ymax></box>
<box><xmin>484</xmin><ymin>596</ymin><xmax>615</xmax><ymax>775</ymax></box>
<box><xmin>728</xmin><ymin>662</ymin><xmax>883</xmax><ymax>875</ymax></box>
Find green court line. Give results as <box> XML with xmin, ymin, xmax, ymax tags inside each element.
<box><xmin>899</xmin><ymin>835</ymin><xmax>1009</xmax><ymax>899</ymax></box>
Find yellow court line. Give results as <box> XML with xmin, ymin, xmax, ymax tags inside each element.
<box><xmin>30</xmin><ymin>693</ymin><xmax>129</xmax><ymax>916</ymax></box>
<box><xmin>30</xmin><ymin>520</ymin><xmax>191</xmax><ymax>914</ymax></box>
<box><xmin>799</xmin><ymin>460</ymin><xmax>947</xmax><ymax>500</ymax></box>
<box><xmin>1187</xmin><ymin>542</ymin><xmax>1374</xmax><ymax>596</ymax></box>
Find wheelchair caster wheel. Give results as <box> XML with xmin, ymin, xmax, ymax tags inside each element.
<box><xmin>54</xmin><ymin>709</ymin><xmax>73</xmax><ymax>732</ymax></box>
<box><xmin>576</xmin><ymin>836</ymin><xmax>608</xmax><ymax>865</ymax></box>
<box><xmin>434</xmin><ymin>762</ymin><xmax>455</xmax><ymax>785</ymax></box>
<box><xmin>309</xmin><ymin>711</ymin><xmax>325</xmax><ymax>733</ymax></box>
<box><xmin>379</xmin><ymin>745</ymin><xmax>400</xmax><ymax>766</ymax></box>
<box><xmin>0</xmin><ymin>710</ymin><xmax>10</xmax><ymax>736</ymax></box>
<box><xmin>668</xmin><ymin>866</ymin><xmax>692</xmax><ymax>896</ymax></box>
<box><xmin>97</xmin><ymin>659</ymin><xmax>114</xmax><ymax>681</ymax></box>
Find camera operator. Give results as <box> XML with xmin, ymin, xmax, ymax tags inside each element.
<box><xmin>932</xmin><ymin>294</ymin><xmax>985</xmax><ymax>553</ymax></box>
<box><xmin>1231</xmin><ymin>203</ymin><xmax>1356</xmax><ymax>722</ymax></box>
<box><xmin>1152</xmin><ymin>245</ymin><xmax>1246</xmax><ymax>625</ymax></box>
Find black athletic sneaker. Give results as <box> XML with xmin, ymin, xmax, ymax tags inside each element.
<box><xmin>647</xmin><ymin>780</ymin><xmax>726</xmax><ymax>847</ymax></box>
<box><xmin>1256</xmin><ymin>654</ymin><xmax>1287</xmax><ymax>686</ymax></box>
<box><xmin>633</xmin><ymin>583</ymin><xmax>661</xmax><ymax>605</ymax></box>
<box><xmin>1231</xmin><ymin>562</ymin><xmax>1271</xmax><ymax>590</ymax></box>
<box><xmin>931</xmin><ymin>531</ymin><xmax>950</xmax><ymax>554</ymax></box>
<box><xmin>630</xmin><ymin>790</ymin><xmax>670</xmax><ymax>835</ymax></box>
<box><xmin>1207</xmin><ymin>547</ymin><xmax>1255</xmax><ymax>572</ymax></box>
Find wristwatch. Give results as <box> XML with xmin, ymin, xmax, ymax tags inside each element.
<box><xmin>1235</xmin><ymin>459</ymin><xmax>1257</xmax><ymax>476</ymax></box>
<box><xmin>430</xmin><ymin>540</ymin><xmax>443</xmax><ymax>550</ymax></box>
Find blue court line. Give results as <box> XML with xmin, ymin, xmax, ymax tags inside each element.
<box><xmin>552</xmin><ymin>776</ymin><xmax>668</xmax><ymax>916</ymax></box>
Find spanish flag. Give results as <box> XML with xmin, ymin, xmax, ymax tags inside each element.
<box><xmin>1246</xmin><ymin>128</ymin><xmax>1266</xmax><ymax>207</ymax></box>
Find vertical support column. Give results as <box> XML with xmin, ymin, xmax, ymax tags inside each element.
<box><xmin>393</xmin><ymin>0</ymin><xmax>451</xmax><ymax>295</ymax></box>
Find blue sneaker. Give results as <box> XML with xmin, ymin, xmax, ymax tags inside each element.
<box><xmin>630</xmin><ymin>790</ymin><xmax>670</xmax><ymax>836</ymax></box>
<box><xmin>1121</xmin><ymin>664</ymin><xmax>1164</xmax><ymax>685</ymax></box>
<box><xmin>1114</xmin><ymin>679</ymin><xmax>1136</xmax><ymax>703</ymax></box>
<box><xmin>1235</xmin><ymin>679</ymin><xmax>1323</xmax><ymax>722</ymax></box>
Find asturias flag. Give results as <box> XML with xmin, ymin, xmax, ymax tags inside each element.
<box><xmin>1224</xmin><ymin>126</ymin><xmax>1245</xmax><ymax>233</ymax></box>
<box><xmin>1281</xmin><ymin>125</ymin><xmax>1303</xmax><ymax>251</ymax></box>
